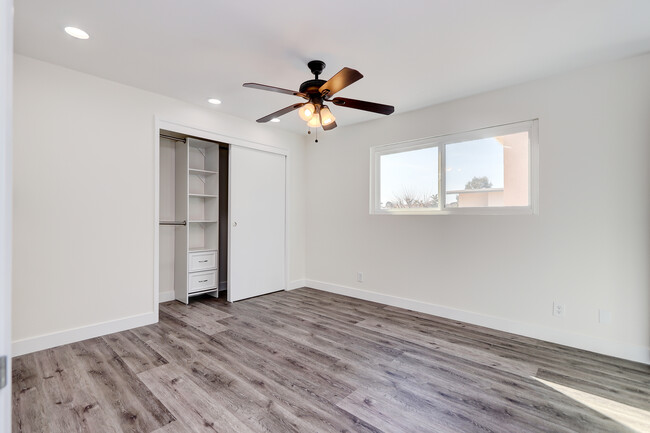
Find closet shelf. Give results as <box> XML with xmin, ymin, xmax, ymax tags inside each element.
<box><xmin>189</xmin><ymin>168</ymin><xmax>218</xmax><ymax>177</ymax></box>
<box><xmin>166</xmin><ymin>136</ymin><xmax>221</xmax><ymax>305</ymax></box>
<box><xmin>189</xmin><ymin>193</ymin><xmax>218</xmax><ymax>198</ymax></box>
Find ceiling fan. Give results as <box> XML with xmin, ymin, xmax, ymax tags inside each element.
<box><xmin>243</xmin><ymin>60</ymin><xmax>394</xmax><ymax>131</ymax></box>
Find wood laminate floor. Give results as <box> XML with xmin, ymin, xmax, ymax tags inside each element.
<box><xmin>12</xmin><ymin>288</ymin><xmax>650</xmax><ymax>432</ymax></box>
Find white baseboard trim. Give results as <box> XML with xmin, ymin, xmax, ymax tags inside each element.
<box><xmin>159</xmin><ymin>290</ymin><xmax>175</xmax><ymax>303</ymax></box>
<box><xmin>287</xmin><ymin>279</ymin><xmax>307</xmax><ymax>290</ymax></box>
<box><xmin>306</xmin><ymin>280</ymin><xmax>650</xmax><ymax>365</ymax></box>
<box><xmin>12</xmin><ymin>311</ymin><xmax>157</xmax><ymax>357</ymax></box>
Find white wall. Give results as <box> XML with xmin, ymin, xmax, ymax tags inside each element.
<box><xmin>12</xmin><ymin>55</ymin><xmax>307</xmax><ymax>353</ymax></box>
<box><xmin>306</xmin><ymin>53</ymin><xmax>650</xmax><ymax>363</ymax></box>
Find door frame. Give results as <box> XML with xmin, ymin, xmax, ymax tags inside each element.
<box><xmin>153</xmin><ymin>118</ymin><xmax>290</xmax><ymax>314</ymax></box>
<box><xmin>0</xmin><ymin>0</ymin><xmax>12</xmax><ymax>429</ymax></box>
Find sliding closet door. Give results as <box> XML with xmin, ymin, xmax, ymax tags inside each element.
<box><xmin>228</xmin><ymin>146</ymin><xmax>286</xmax><ymax>302</ymax></box>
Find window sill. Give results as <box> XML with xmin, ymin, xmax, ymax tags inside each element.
<box><xmin>371</xmin><ymin>206</ymin><xmax>535</xmax><ymax>216</ymax></box>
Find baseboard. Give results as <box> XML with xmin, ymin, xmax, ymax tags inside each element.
<box><xmin>287</xmin><ymin>279</ymin><xmax>307</xmax><ymax>290</ymax></box>
<box><xmin>159</xmin><ymin>290</ymin><xmax>175</xmax><ymax>303</ymax></box>
<box><xmin>305</xmin><ymin>280</ymin><xmax>650</xmax><ymax>365</ymax></box>
<box><xmin>12</xmin><ymin>311</ymin><xmax>157</xmax><ymax>357</ymax></box>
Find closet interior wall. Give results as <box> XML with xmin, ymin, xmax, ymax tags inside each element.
<box><xmin>159</xmin><ymin>137</ymin><xmax>177</xmax><ymax>299</ymax></box>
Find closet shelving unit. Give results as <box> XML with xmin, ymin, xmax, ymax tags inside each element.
<box><xmin>174</xmin><ymin>137</ymin><xmax>220</xmax><ymax>303</ymax></box>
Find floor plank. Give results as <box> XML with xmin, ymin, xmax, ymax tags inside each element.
<box><xmin>101</xmin><ymin>330</ymin><xmax>168</xmax><ymax>374</ymax></box>
<box><xmin>138</xmin><ymin>363</ymin><xmax>258</xmax><ymax>433</ymax></box>
<box><xmin>12</xmin><ymin>354</ymin><xmax>59</xmax><ymax>433</ymax></box>
<box><xmin>13</xmin><ymin>288</ymin><xmax>650</xmax><ymax>433</ymax></box>
<box><xmin>69</xmin><ymin>338</ymin><xmax>175</xmax><ymax>433</ymax></box>
<box><xmin>160</xmin><ymin>300</ymin><xmax>230</xmax><ymax>335</ymax></box>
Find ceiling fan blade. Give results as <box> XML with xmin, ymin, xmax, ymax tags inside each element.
<box><xmin>256</xmin><ymin>102</ymin><xmax>305</xmax><ymax>123</ymax></box>
<box><xmin>330</xmin><ymin>97</ymin><xmax>395</xmax><ymax>115</ymax></box>
<box><xmin>322</xmin><ymin>120</ymin><xmax>337</xmax><ymax>131</ymax></box>
<box><xmin>243</xmin><ymin>83</ymin><xmax>307</xmax><ymax>98</ymax></box>
<box><xmin>319</xmin><ymin>67</ymin><xmax>363</xmax><ymax>97</ymax></box>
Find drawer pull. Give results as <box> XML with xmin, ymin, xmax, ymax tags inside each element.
<box><xmin>198</xmin><ymin>279</ymin><xmax>208</xmax><ymax>283</ymax></box>
<box><xmin>199</xmin><ymin>260</ymin><xmax>208</xmax><ymax>263</ymax></box>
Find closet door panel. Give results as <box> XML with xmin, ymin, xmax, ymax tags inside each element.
<box><xmin>229</xmin><ymin>146</ymin><xmax>286</xmax><ymax>302</ymax></box>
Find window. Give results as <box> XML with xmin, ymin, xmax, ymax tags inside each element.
<box><xmin>371</xmin><ymin>120</ymin><xmax>537</xmax><ymax>215</ymax></box>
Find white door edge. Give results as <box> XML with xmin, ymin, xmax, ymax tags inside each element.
<box><xmin>1</xmin><ymin>0</ymin><xmax>13</xmax><ymax>430</ymax></box>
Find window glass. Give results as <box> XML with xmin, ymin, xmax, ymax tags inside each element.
<box><xmin>380</xmin><ymin>147</ymin><xmax>438</xmax><ymax>210</ymax></box>
<box><xmin>445</xmin><ymin>132</ymin><xmax>528</xmax><ymax>208</ymax></box>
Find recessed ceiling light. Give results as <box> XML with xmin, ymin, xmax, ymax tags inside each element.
<box><xmin>64</xmin><ymin>27</ymin><xmax>89</xmax><ymax>40</ymax></box>
<box><xmin>270</xmin><ymin>118</ymin><xmax>280</xmax><ymax>123</ymax></box>
<box><xmin>208</xmin><ymin>98</ymin><xmax>222</xmax><ymax>105</ymax></box>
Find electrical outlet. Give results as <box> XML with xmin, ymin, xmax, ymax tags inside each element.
<box><xmin>599</xmin><ymin>309</ymin><xmax>612</xmax><ymax>324</ymax></box>
<box><xmin>553</xmin><ymin>302</ymin><xmax>566</xmax><ymax>318</ymax></box>
<box><xmin>357</xmin><ymin>272</ymin><xmax>364</xmax><ymax>283</ymax></box>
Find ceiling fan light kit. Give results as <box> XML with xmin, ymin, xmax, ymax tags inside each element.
<box><xmin>243</xmin><ymin>60</ymin><xmax>395</xmax><ymax>132</ymax></box>
<box><xmin>298</xmin><ymin>102</ymin><xmax>315</xmax><ymax>121</ymax></box>
<box><xmin>307</xmin><ymin>110</ymin><xmax>322</xmax><ymax>128</ymax></box>
<box><xmin>319</xmin><ymin>106</ymin><xmax>335</xmax><ymax>125</ymax></box>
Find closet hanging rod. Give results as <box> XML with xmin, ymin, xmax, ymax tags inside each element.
<box><xmin>159</xmin><ymin>134</ymin><xmax>187</xmax><ymax>142</ymax></box>
<box><xmin>160</xmin><ymin>220</ymin><xmax>186</xmax><ymax>226</ymax></box>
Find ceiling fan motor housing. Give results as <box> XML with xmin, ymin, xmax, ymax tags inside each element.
<box><xmin>299</xmin><ymin>79</ymin><xmax>326</xmax><ymax>99</ymax></box>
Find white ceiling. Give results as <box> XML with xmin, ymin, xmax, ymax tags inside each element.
<box><xmin>14</xmin><ymin>0</ymin><xmax>650</xmax><ymax>134</ymax></box>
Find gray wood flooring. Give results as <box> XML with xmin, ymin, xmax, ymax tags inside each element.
<box><xmin>12</xmin><ymin>288</ymin><xmax>650</xmax><ymax>432</ymax></box>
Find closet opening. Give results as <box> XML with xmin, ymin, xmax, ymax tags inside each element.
<box><xmin>159</xmin><ymin>130</ymin><xmax>229</xmax><ymax>304</ymax></box>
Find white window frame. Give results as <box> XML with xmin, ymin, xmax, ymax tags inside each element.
<box><xmin>370</xmin><ymin>119</ymin><xmax>539</xmax><ymax>215</ymax></box>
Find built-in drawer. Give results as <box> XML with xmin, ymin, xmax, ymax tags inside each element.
<box><xmin>188</xmin><ymin>270</ymin><xmax>217</xmax><ymax>293</ymax></box>
<box><xmin>189</xmin><ymin>251</ymin><xmax>217</xmax><ymax>272</ymax></box>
